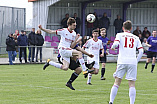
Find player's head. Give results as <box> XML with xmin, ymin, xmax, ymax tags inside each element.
<box><xmin>67</xmin><ymin>17</ymin><xmax>76</xmax><ymax>30</ymax></box>
<box><xmin>92</xmin><ymin>29</ymin><xmax>99</xmax><ymax>37</ymax></box>
<box><xmin>100</xmin><ymin>28</ymin><xmax>106</xmax><ymax>37</ymax></box>
<box><xmin>152</xmin><ymin>30</ymin><xmax>157</xmax><ymax>37</ymax></box>
<box><xmin>122</xmin><ymin>20</ymin><xmax>132</xmax><ymax>31</ymax></box>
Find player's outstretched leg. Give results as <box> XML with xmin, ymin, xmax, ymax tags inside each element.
<box><xmin>85</xmin><ymin>61</ymin><xmax>95</xmax><ymax>69</ymax></box>
<box><xmin>43</xmin><ymin>59</ymin><xmax>62</xmax><ymax>70</ymax></box>
<box><xmin>43</xmin><ymin>59</ymin><xmax>51</xmax><ymax>70</ymax></box>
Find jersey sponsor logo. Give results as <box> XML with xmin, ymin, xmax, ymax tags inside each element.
<box><xmin>152</xmin><ymin>40</ymin><xmax>157</xmax><ymax>43</ymax></box>
<box><xmin>92</xmin><ymin>47</ymin><xmax>99</xmax><ymax>50</ymax></box>
<box><xmin>102</xmin><ymin>42</ymin><xmax>107</xmax><ymax>46</ymax></box>
<box><xmin>65</xmin><ymin>38</ymin><xmax>73</xmax><ymax>43</ymax></box>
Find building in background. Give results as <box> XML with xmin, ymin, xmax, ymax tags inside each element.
<box><xmin>0</xmin><ymin>6</ymin><xmax>26</xmax><ymax>54</ymax></box>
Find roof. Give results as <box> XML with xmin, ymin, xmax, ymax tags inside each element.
<box><xmin>28</xmin><ymin>0</ymin><xmax>157</xmax><ymax>3</ymax></box>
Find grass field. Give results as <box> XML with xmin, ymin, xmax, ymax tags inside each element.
<box><xmin>0</xmin><ymin>63</ymin><xmax>157</xmax><ymax>104</ymax></box>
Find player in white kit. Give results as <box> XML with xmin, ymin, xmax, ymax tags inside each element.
<box><xmin>108</xmin><ymin>20</ymin><xmax>143</xmax><ymax>104</ymax></box>
<box><xmin>38</xmin><ymin>18</ymin><xmax>94</xmax><ymax>77</ymax></box>
<box><xmin>83</xmin><ymin>29</ymin><xmax>104</xmax><ymax>85</ymax></box>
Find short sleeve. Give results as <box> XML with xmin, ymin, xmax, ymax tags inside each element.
<box><xmin>56</xmin><ymin>29</ymin><xmax>64</xmax><ymax>36</ymax></box>
<box><xmin>114</xmin><ymin>33</ymin><xmax>120</xmax><ymax>43</ymax></box>
<box><xmin>147</xmin><ymin>37</ymin><xmax>150</xmax><ymax>44</ymax></box>
<box><xmin>83</xmin><ymin>40</ymin><xmax>90</xmax><ymax>48</ymax></box>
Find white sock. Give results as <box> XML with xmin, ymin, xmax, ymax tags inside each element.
<box><xmin>109</xmin><ymin>85</ymin><xmax>119</xmax><ymax>103</ymax></box>
<box><xmin>129</xmin><ymin>87</ymin><xmax>136</xmax><ymax>104</ymax></box>
<box><xmin>78</xmin><ymin>57</ymin><xmax>86</xmax><ymax>71</ymax></box>
<box><xmin>49</xmin><ymin>61</ymin><xmax>62</xmax><ymax>69</ymax></box>
<box><xmin>87</xmin><ymin>73</ymin><xmax>92</xmax><ymax>83</ymax></box>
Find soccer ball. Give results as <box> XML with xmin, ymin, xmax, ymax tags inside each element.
<box><xmin>86</xmin><ymin>14</ymin><xmax>96</xmax><ymax>23</ymax></box>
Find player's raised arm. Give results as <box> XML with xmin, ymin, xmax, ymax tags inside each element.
<box><xmin>38</xmin><ymin>24</ymin><xmax>56</xmax><ymax>34</ymax></box>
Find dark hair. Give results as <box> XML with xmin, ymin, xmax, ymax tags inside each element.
<box><xmin>100</xmin><ymin>28</ymin><xmax>106</xmax><ymax>32</ymax></box>
<box><xmin>92</xmin><ymin>29</ymin><xmax>99</xmax><ymax>34</ymax></box>
<box><xmin>123</xmin><ymin>20</ymin><xmax>132</xmax><ymax>30</ymax></box>
<box><xmin>67</xmin><ymin>17</ymin><xmax>76</xmax><ymax>26</ymax></box>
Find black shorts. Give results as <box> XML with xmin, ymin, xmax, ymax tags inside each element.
<box><xmin>58</xmin><ymin>57</ymin><xmax>80</xmax><ymax>70</ymax></box>
<box><xmin>100</xmin><ymin>52</ymin><xmax>107</xmax><ymax>63</ymax></box>
<box><xmin>147</xmin><ymin>51</ymin><xmax>157</xmax><ymax>58</ymax></box>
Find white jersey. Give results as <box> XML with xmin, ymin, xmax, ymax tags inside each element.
<box><xmin>83</xmin><ymin>38</ymin><xmax>103</xmax><ymax>63</ymax></box>
<box><xmin>112</xmin><ymin>31</ymin><xmax>143</xmax><ymax>65</ymax></box>
<box><xmin>56</xmin><ymin>28</ymin><xmax>76</xmax><ymax>49</ymax></box>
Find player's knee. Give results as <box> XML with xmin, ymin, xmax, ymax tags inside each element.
<box><xmin>62</xmin><ymin>66</ymin><xmax>69</xmax><ymax>71</ymax></box>
<box><xmin>75</xmin><ymin>68</ymin><xmax>82</xmax><ymax>74</ymax></box>
<box><xmin>78</xmin><ymin>51</ymin><xmax>82</xmax><ymax>57</ymax></box>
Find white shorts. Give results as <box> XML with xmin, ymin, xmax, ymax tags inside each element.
<box><xmin>87</xmin><ymin>56</ymin><xmax>99</xmax><ymax>69</ymax></box>
<box><xmin>59</xmin><ymin>47</ymin><xmax>73</xmax><ymax>63</ymax></box>
<box><xmin>113</xmin><ymin>64</ymin><xmax>137</xmax><ymax>81</ymax></box>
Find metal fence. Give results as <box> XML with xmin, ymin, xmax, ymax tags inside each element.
<box><xmin>0</xmin><ymin>45</ymin><xmax>149</xmax><ymax>65</ymax></box>
<box><xmin>0</xmin><ymin>6</ymin><xmax>26</xmax><ymax>54</ymax></box>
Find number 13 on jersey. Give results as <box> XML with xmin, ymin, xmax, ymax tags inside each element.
<box><xmin>124</xmin><ymin>37</ymin><xmax>134</xmax><ymax>48</ymax></box>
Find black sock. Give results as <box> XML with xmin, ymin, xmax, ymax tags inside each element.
<box><xmin>145</xmin><ymin>62</ymin><xmax>149</xmax><ymax>68</ymax></box>
<box><xmin>101</xmin><ymin>68</ymin><xmax>105</xmax><ymax>78</ymax></box>
<box><xmin>67</xmin><ymin>72</ymin><xmax>78</xmax><ymax>84</ymax></box>
<box><xmin>151</xmin><ymin>64</ymin><xmax>155</xmax><ymax>72</ymax></box>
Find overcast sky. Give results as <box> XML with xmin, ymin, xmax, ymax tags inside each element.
<box><xmin>0</xmin><ymin>0</ymin><xmax>33</xmax><ymax>25</ymax></box>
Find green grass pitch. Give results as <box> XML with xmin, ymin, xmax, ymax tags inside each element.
<box><xmin>0</xmin><ymin>63</ymin><xmax>156</xmax><ymax>104</ymax></box>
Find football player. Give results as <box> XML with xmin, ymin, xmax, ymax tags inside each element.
<box><xmin>108</xmin><ymin>20</ymin><xmax>143</xmax><ymax>104</ymax></box>
<box><xmin>83</xmin><ymin>29</ymin><xmax>104</xmax><ymax>85</ymax></box>
<box><xmin>98</xmin><ymin>28</ymin><xmax>109</xmax><ymax>80</ymax></box>
<box><xmin>39</xmin><ymin>18</ymin><xmax>94</xmax><ymax>75</ymax></box>
<box><xmin>145</xmin><ymin>30</ymin><xmax>157</xmax><ymax>73</ymax></box>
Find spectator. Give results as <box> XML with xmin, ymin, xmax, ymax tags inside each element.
<box><xmin>35</xmin><ymin>29</ymin><xmax>44</xmax><ymax>62</ymax></box>
<box><xmin>13</xmin><ymin>34</ymin><xmax>18</xmax><ymax>52</ymax></box>
<box><xmin>15</xmin><ymin>30</ymin><xmax>20</xmax><ymax>36</ymax></box>
<box><xmin>28</xmin><ymin>28</ymin><xmax>37</xmax><ymax>62</ymax></box>
<box><xmin>86</xmin><ymin>13</ymin><xmax>94</xmax><ymax>36</ymax></box>
<box><xmin>82</xmin><ymin>36</ymin><xmax>87</xmax><ymax>45</ymax></box>
<box><xmin>138</xmin><ymin>34</ymin><xmax>143</xmax><ymax>43</ymax></box>
<box><xmin>142</xmin><ymin>27</ymin><xmax>151</xmax><ymax>38</ymax></box>
<box><xmin>113</xmin><ymin>15</ymin><xmax>123</xmax><ymax>35</ymax></box>
<box><xmin>61</xmin><ymin>13</ymin><xmax>69</xmax><ymax>28</ymax></box>
<box><xmin>133</xmin><ymin>26</ymin><xmax>142</xmax><ymax>36</ymax></box>
<box><xmin>17</xmin><ymin>30</ymin><xmax>28</xmax><ymax>63</ymax></box>
<box><xmin>72</xmin><ymin>13</ymin><xmax>81</xmax><ymax>34</ymax></box>
<box><xmin>99</xmin><ymin>12</ymin><xmax>110</xmax><ymax>36</ymax></box>
<box><xmin>6</xmin><ymin>33</ymin><xmax>17</xmax><ymax>65</ymax></box>
<box><xmin>142</xmin><ymin>38</ymin><xmax>149</xmax><ymax>54</ymax></box>
<box><xmin>93</xmin><ymin>12</ymin><xmax>99</xmax><ymax>30</ymax></box>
